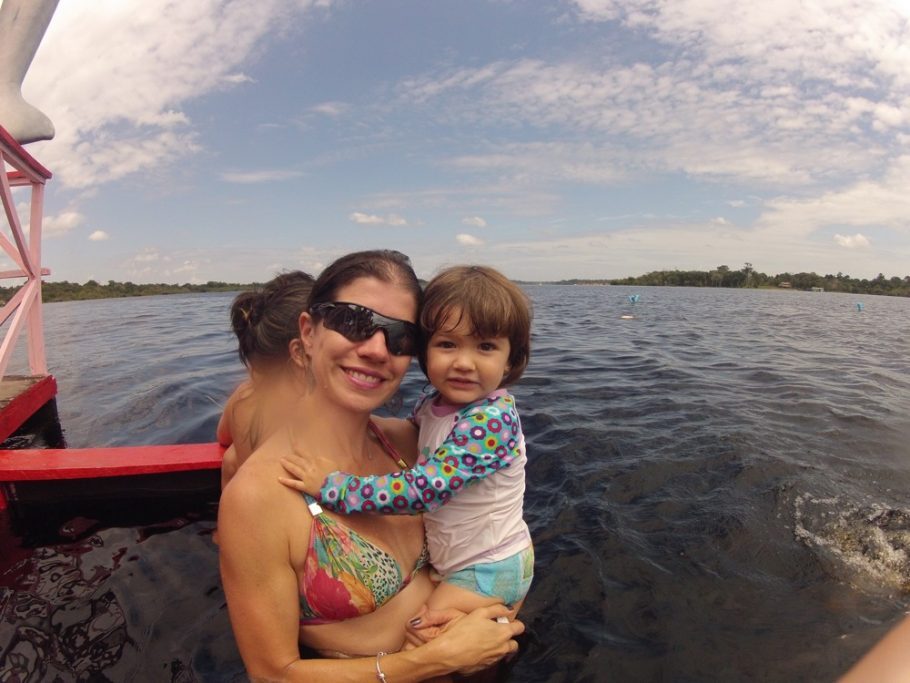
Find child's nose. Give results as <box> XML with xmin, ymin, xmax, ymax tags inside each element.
<box><xmin>453</xmin><ymin>350</ymin><xmax>474</xmax><ymax>369</ymax></box>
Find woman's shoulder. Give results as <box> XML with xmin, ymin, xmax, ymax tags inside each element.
<box><xmin>370</xmin><ymin>415</ymin><xmax>419</xmax><ymax>464</ymax></box>
<box><xmin>221</xmin><ymin>435</ymin><xmax>293</xmax><ymax>512</ymax></box>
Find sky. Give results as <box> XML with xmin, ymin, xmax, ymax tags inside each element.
<box><xmin>6</xmin><ymin>0</ymin><xmax>910</xmax><ymax>284</ymax></box>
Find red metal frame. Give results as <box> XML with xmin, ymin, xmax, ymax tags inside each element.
<box><xmin>0</xmin><ymin>125</ymin><xmax>52</xmax><ymax>378</ymax></box>
<box><xmin>0</xmin><ymin>442</ymin><xmax>225</xmax><ymax>480</ymax></box>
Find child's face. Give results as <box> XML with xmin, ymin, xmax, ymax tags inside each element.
<box><xmin>426</xmin><ymin>309</ymin><xmax>511</xmax><ymax>405</ymax></box>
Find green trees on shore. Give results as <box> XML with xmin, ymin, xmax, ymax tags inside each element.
<box><xmin>609</xmin><ymin>264</ymin><xmax>910</xmax><ymax>297</ymax></box>
<box><xmin>0</xmin><ymin>279</ymin><xmax>256</xmax><ymax>303</ymax></box>
<box><xmin>0</xmin><ymin>266</ymin><xmax>907</xmax><ymax>303</ymax></box>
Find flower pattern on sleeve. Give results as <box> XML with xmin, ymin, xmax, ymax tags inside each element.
<box><xmin>319</xmin><ymin>392</ymin><xmax>523</xmax><ymax>515</ymax></box>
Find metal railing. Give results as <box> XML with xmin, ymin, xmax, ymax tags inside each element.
<box><xmin>0</xmin><ymin>125</ymin><xmax>51</xmax><ymax>378</ymax></box>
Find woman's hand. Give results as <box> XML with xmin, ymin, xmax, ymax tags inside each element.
<box><xmin>427</xmin><ymin>604</ymin><xmax>525</xmax><ymax>675</ymax></box>
<box><xmin>277</xmin><ymin>447</ymin><xmax>335</xmax><ymax>497</ymax></box>
<box><xmin>404</xmin><ymin>605</ymin><xmax>466</xmax><ymax>647</ymax></box>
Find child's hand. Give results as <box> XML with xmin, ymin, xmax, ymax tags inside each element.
<box><xmin>277</xmin><ymin>451</ymin><xmax>334</xmax><ymax>496</ymax></box>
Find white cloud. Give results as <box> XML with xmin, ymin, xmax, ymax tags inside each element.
<box><xmin>415</xmin><ymin>218</ymin><xmax>901</xmax><ymax>282</ymax></box>
<box><xmin>462</xmin><ymin>216</ymin><xmax>487</xmax><ymax>228</ymax></box>
<box><xmin>349</xmin><ymin>212</ymin><xmax>385</xmax><ymax>224</ymax></box>
<box><xmin>221</xmin><ymin>169</ymin><xmax>303</xmax><ymax>183</ymax></box>
<box><xmin>349</xmin><ymin>212</ymin><xmax>409</xmax><ymax>226</ymax></box>
<box><xmin>223</xmin><ymin>73</ymin><xmax>254</xmax><ymax>85</ymax></box>
<box><xmin>456</xmin><ymin>233</ymin><xmax>485</xmax><ymax>246</ymax></box>
<box><xmin>310</xmin><ymin>101</ymin><xmax>349</xmax><ymax>116</ymax></box>
<box><xmin>133</xmin><ymin>248</ymin><xmax>159</xmax><ymax>263</ymax></box>
<box><xmin>711</xmin><ymin>217</ymin><xmax>730</xmax><ymax>226</ymax></box>
<box><xmin>88</xmin><ymin>230</ymin><xmax>110</xmax><ymax>242</ymax></box>
<box><xmin>398</xmin><ymin>1</ymin><xmax>910</xmax><ymax>190</ymax></box>
<box><xmin>26</xmin><ymin>0</ymin><xmax>332</xmax><ymax>188</ymax></box>
<box><xmin>43</xmin><ymin>210</ymin><xmax>85</xmax><ymax>237</ymax></box>
<box><xmin>756</xmin><ymin>156</ymin><xmax>910</xmax><ymax>238</ymax></box>
<box><xmin>834</xmin><ymin>233</ymin><xmax>870</xmax><ymax>248</ymax></box>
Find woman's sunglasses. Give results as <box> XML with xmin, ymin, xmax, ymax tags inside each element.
<box><xmin>310</xmin><ymin>302</ymin><xmax>420</xmax><ymax>357</ymax></box>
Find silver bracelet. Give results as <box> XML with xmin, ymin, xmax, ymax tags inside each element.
<box><xmin>375</xmin><ymin>651</ymin><xmax>388</xmax><ymax>682</ymax></box>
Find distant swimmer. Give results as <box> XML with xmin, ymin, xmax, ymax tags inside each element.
<box><xmin>0</xmin><ymin>0</ymin><xmax>59</xmax><ymax>144</ymax></box>
<box><xmin>622</xmin><ymin>293</ymin><xmax>640</xmax><ymax>318</ymax></box>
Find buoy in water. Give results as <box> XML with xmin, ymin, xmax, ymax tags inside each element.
<box><xmin>620</xmin><ymin>314</ymin><xmax>635</xmax><ymax>320</ymax></box>
<box><xmin>856</xmin><ymin>302</ymin><xmax>864</xmax><ymax>312</ymax></box>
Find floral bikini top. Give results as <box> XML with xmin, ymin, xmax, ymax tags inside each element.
<box><xmin>299</xmin><ymin>422</ymin><xmax>429</xmax><ymax>625</ymax></box>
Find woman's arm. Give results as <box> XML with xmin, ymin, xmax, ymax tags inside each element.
<box><xmin>311</xmin><ymin>393</ymin><xmax>524</xmax><ymax>514</ymax></box>
<box><xmin>218</xmin><ymin>475</ymin><xmax>307</xmax><ymax>678</ymax></box>
<box><xmin>838</xmin><ymin>614</ymin><xmax>910</xmax><ymax>683</ymax></box>
<box><xmin>220</xmin><ymin>445</ymin><xmax>239</xmax><ymax>491</ymax></box>
<box><xmin>218</xmin><ymin>474</ymin><xmax>523</xmax><ymax>681</ymax></box>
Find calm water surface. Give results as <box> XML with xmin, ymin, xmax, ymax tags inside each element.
<box><xmin>1</xmin><ymin>286</ymin><xmax>909</xmax><ymax>681</ymax></box>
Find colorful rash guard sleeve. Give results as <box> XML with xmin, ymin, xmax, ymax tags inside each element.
<box><xmin>318</xmin><ymin>392</ymin><xmax>523</xmax><ymax>515</ymax></box>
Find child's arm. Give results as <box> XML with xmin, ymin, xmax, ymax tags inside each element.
<box><xmin>216</xmin><ymin>408</ymin><xmax>232</xmax><ymax>447</ymax></box>
<box><xmin>319</xmin><ymin>393</ymin><xmax>523</xmax><ymax>515</ymax></box>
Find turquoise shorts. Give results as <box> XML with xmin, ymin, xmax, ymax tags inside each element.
<box><xmin>443</xmin><ymin>545</ymin><xmax>534</xmax><ymax>607</ymax></box>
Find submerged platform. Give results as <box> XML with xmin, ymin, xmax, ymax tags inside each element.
<box><xmin>0</xmin><ymin>442</ymin><xmax>224</xmax><ymax>514</ymax></box>
<box><xmin>0</xmin><ymin>442</ymin><xmax>225</xmax><ymax>481</ymax></box>
<box><xmin>0</xmin><ymin>375</ymin><xmax>57</xmax><ymax>443</ymax></box>
<box><xmin>0</xmin><ymin>374</ymin><xmax>223</xmax><ymax>510</ymax></box>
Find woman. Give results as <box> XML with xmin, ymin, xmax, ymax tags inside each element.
<box><xmin>218</xmin><ymin>250</ymin><xmax>523</xmax><ymax>681</ymax></box>
<box><xmin>838</xmin><ymin>614</ymin><xmax>910</xmax><ymax>682</ymax></box>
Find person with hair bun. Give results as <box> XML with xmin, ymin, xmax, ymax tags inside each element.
<box><xmin>217</xmin><ymin>270</ymin><xmax>314</xmax><ymax>489</ymax></box>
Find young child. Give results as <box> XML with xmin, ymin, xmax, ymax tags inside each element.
<box><xmin>280</xmin><ymin>264</ymin><xmax>534</xmax><ymax>617</ymax></box>
<box><xmin>218</xmin><ymin>270</ymin><xmax>313</xmax><ymax>489</ymax></box>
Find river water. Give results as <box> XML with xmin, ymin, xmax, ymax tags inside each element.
<box><xmin>1</xmin><ymin>285</ymin><xmax>909</xmax><ymax>681</ymax></box>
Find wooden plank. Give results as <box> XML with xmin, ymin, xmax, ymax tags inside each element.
<box><xmin>0</xmin><ymin>442</ymin><xmax>225</xmax><ymax>481</ymax></box>
<box><xmin>0</xmin><ymin>374</ymin><xmax>56</xmax><ymax>442</ymax></box>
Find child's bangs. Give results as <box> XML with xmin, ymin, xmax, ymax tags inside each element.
<box><xmin>424</xmin><ymin>282</ymin><xmax>514</xmax><ymax>339</ymax></box>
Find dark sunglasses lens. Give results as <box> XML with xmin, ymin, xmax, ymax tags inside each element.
<box><xmin>385</xmin><ymin>323</ymin><xmax>418</xmax><ymax>356</ymax></box>
<box><xmin>328</xmin><ymin>305</ymin><xmax>374</xmax><ymax>341</ymax></box>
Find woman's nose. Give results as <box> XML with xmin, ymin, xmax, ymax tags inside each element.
<box><xmin>358</xmin><ymin>329</ymin><xmax>390</xmax><ymax>358</ymax></box>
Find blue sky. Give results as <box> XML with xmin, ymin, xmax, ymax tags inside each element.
<box><xmin>10</xmin><ymin>0</ymin><xmax>910</xmax><ymax>284</ymax></box>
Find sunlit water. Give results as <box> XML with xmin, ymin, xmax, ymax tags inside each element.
<box><xmin>1</xmin><ymin>286</ymin><xmax>909</xmax><ymax>681</ymax></box>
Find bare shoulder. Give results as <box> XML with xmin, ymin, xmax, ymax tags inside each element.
<box><xmin>219</xmin><ymin>447</ymin><xmax>311</xmax><ymax>557</ymax></box>
<box><xmin>219</xmin><ymin>458</ymin><xmax>275</xmax><ymax>522</ymax></box>
<box><xmin>226</xmin><ymin>378</ymin><xmax>256</xmax><ymax>406</ymax></box>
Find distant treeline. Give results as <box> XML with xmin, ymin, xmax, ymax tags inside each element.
<box><xmin>3</xmin><ymin>266</ymin><xmax>909</xmax><ymax>302</ymax></box>
<box><xmin>0</xmin><ymin>279</ymin><xmax>256</xmax><ymax>303</ymax></box>
<box><xmin>567</xmin><ymin>264</ymin><xmax>910</xmax><ymax>297</ymax></box>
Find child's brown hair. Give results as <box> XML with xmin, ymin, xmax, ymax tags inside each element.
<box><xmin>418</xmin><ymin>265</ymin><xmax>531</xmax><ymax>387</ymax></box>
<box><xmin>230</xmin><ymin>270</ymin><xmax>314</xmax><ymax>369</ymax></box>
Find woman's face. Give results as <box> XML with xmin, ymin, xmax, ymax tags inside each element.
<box><xmin>301</xmin><ymin>276</ymin><xmax>417</xmax><ymax>414</ymax></box>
